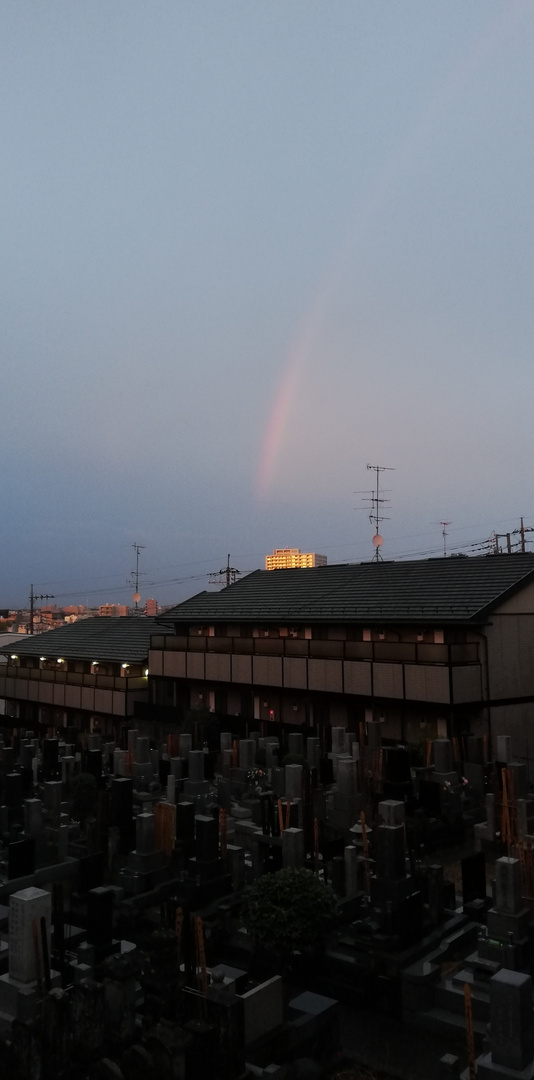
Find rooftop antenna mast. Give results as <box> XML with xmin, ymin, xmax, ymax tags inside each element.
<box><xmin>130</xmin><ymin>543</ymin><xmax>145</xmax><ymax>612</ymax></box>
<box><xmin>363</xmin><ymin>464</ymin><xmax>394</xmax><ymax>561</ymax></box>
<box><xmin>440</xmin><ymin>521</ymin><xmax>452</xmax><ymax>557</ymax></box>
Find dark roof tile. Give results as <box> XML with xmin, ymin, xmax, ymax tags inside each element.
<box><xmin>0</xmin><ymin>617</ymin><xmax>168</xmax><ymax>663</ymax></box>
<box><xmin>158</xmin><ymin>555</ymin><xmax>534</xmax><ymax>625</ymax></box>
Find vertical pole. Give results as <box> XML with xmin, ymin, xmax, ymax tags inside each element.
<box><xmin>29</xmin><ymin>584</ymin><xmax>34</xmax><ymax>635</ymax></box>
<box><xmin>521</xmin><ymin>517</ymin><xmax>526</xmax><ymax>553</ymax></box>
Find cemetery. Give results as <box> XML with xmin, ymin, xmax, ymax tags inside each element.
<box><xmin>0</xmin><ymin>722</ymin><xmax>532</xmax><ymax>1079</ymax></box>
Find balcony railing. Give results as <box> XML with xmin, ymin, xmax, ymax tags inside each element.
<box><xmin>148</xmin><ymin>636</ymin><xmax>480</xmax><ymax>665</ymax></box>
<box><xmin>4</xmin><ymin>666</ymin><xmax>147</xmax><ymax>692</ymax></box>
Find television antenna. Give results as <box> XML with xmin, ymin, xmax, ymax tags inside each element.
<box><xmin>356</xmin><ymin>464</ymin><xmax>394</xmax><ymax>561</ymax></box>
<box><xmin>440</xmin><ymin>521</ymin><xmax>452</xmax><ymax>557</ymax></box>
<box><xmin>129</xmin><ymin>543</ymin><xmax>146</xmax><ymax>611</ymax></box>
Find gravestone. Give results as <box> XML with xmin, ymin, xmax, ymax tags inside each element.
<box><xmin>496</xmin><ymin>735</ymin><xmax>512</xmax><ymax>763</ymax></box>
<box><xmin>87</xmin><ymin>887</ymin><xmax>114</xmax><ymax>950</ymax></box>
<box><xmin>42</xmin><ymin>739</ymin><xmax>59</xmax><ymax>781</ymax></box>
<box><xmin>239</xmin><ymin>740</ymin><xmax>256</xmax><ymax>771</ymax></box>
<box><xmin>188</xmin><ymin>751</ymin><xmax>205</xmax><ymax>782</ymax></box>
<box><xmin>461</xmin><ymin>851</ymin><xmax>486</xmax><ymax>905</ymax></box>
<box><xmin>379</xmin><ymin>799</ymin><xmax>405</xmax><ymax>827</ymax></box>
<box><xmin>127</xmin><ymin>729</ymin><xmax>138</xmax><ymax>754</ymax></box>
<box><xmin>282</xmin><ymin>827</ymin><xmax>304</xmax><ymax>868</ymax></box>
<box><xmin>176</xmin><ymin>801</ymin><xmax>195</xmax><ymax>843</ymax></box>
<box><xmin>306</xmin><ymin>737</ymin><xmax>321</xmax><ymax>768</ymax></box>
<box><xmin>288</xmin><ymin>733</ymin><xmax>304</xmax><ymax>757</ymax></box>
<box><xmin>85</xmin><ymin>749</ymin><xmax>102</xmax><ymax>781</ymax></box>
<box><xmin>8</xmin><ymin>838</ymin><xmax>35</xmax><ymax>880</ymax></box>
<box><xmin>331</xmin><ymin>727</ymin><xmax>346</xmax><ymax>756</ymax></box>
<box><xmin>180</xmin><ymin>733</ymin><xmax>192</xmax><ymax>758</ymax></box>
<box><xmin>136</xmin><ymin>812</ymin><xmax>156</xmax><ymax>855</ymax></box>
<box><xmin>285</xmin><ymin>763</ymin><xmax>302</xmax><ymax>801</ymax></box>
<box><xmin>240</xmin><ymin>975</ymin><xmax>283</xmax><ymax>1046</ymax></box>
<box><xmin>110</xmin><ymin>777</ymin><xmax>134</xmax><ymax>851</ymax></box>
<box><xmin>489</xmin><ymin>969</ymin><xmax>534</xmax><ymax>1072</ymax></box>
<box><xmin>9</xmin><ymin>886</ymin><xmax>51</xmax><ymax>982</ymax></box>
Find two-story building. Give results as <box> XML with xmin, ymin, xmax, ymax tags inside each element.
<box><xmin>0</xmin><ymin>617</ymin><xmax>168</xmax><ymax>738</ymax></box>
<box><xmin>145</xmin><ymin>555</ymin><xmax>534</xmax><ymax>761</ymax></box>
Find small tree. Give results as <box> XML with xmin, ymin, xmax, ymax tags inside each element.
<box><xmin>244</xmin><ymin>867</ymin><xmax>337</xmax><ymax>954</ymax></box>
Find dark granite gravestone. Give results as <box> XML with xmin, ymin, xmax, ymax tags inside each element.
<box><xmin>385</xmin><ymin>746</ymin><xmax>411</xmax><ymax>783</ymax></box>
<box><xmin>158</xmin><ymin>757</ymin><xmax>170</xmax><ymax>785</ymax></box>
<box><xmin>176</xmin><ymin>801</ymin><xmax>195</xmax><ymax>843</ymax></box>
<box><xmin>467</xmin><ymin>736</ymin><xmax>484</xmax><ymax>764</ymax></box>
<box><xmin>1</xmin><ymin>746</ymin><xmax>14</xmax><ymax>774</ymax></box>
<box><xmin>87</xmin><ymin>886</ymin><xmax>114</xmax><ymax>949</ymax></box>
<box><xmin>85</xmin><ymin>748</ymin><xmax>102</xmax><ymax>781</ymax></box>
<box><xmin>8</xmin><ymin>837</ymin><xmax>35</xmax><ymax>879</ymax></box>
<box><xmin>489</xmin><ymin>969</ymin><xmax>534</xmax><ymax>1072</ymax></box>
<box><xmin>4</xmin><ymin>771</ymin><xmax>23</xmax><ymax>807</ymax></box>
<box><xmin>42</xmin><ymin>738</ymin><xmax>59</xmax><ymax>781</ymax></box>
<box><xmin>110</xmin><ymin>776</ymin><xmax>134</xmax><ymax>852</ymax></box>
<box><xmin>461</xmin><ymin>851</ymin><xmax>486</xmax><ymax>905</ymax></box>
<box><xmin>78</xmin><ymin>852</ymin><xmax>105</xmax><ymax>893</ymax></box>
<box><xmin>195</xmin><ymin>815</ymin><xmax>219</xmax><ymax>861</ymax></box>
<box><xmin>376</xmin><ymin>824</ymin><xmax>406</xmax><ymax>881</ymax></box>
<box><xmin>319</xmin><ymin>756</ymin><xmax>334</xmax><ymax>785</ymax></box>
<box><xmin>394</xmin><ymin>891</ymin><xmax>424</xmax><ymax>944</ymax></box>
<box><xmin>419</xmin><ymin>779</ymin><xmax>442</xmax><ymax>816</ymax></box>
<box><xmin>330</xmin><ymin>855</ymin><xmax>345</xmax><ymax>897</ymax></box>
<box><xmin>260</xmin><ymin>792</ymin><xmax>272</xmax><ymax>835</ymax></box>
<box><xmin>427</xmin><ymin>864</ymin><xmax>445</xmax><ymax>925</ymax></box>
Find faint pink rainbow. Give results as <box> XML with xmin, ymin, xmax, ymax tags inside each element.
<box><xmin>255</xmin><ymin>1</ymin><xmax>530</xmax><ymax>502</ymax></box>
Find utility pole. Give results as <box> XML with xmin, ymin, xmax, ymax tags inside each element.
<box><xmin>29</xmin><ymin>586</ymin><xmax>55</xmax><ymax>635</ymax></box>
<box><xmin>208</xmin><ymin>554</ymin><xmax>240</xmax><ymax>588</ymax></box>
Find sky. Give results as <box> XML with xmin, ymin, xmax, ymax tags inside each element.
<box><xmin>2</xmin><ymin>1</ymin><xmax>534</xmax><ymax>608</ymax></box>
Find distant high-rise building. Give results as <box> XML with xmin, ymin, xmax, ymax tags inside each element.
<box><xmin>265</xmin><ymin>547</ymin><xmax>327</xmax><ymax>570</ymax></box>
<box><xmin>145</xmin><ymin>598</ymin><xmax>158</xmax><ymax>616</ymax></box>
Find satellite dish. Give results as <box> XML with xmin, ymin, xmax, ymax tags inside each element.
<box><xmin>372</xmin><ymin>534</ymin><xmax>383</xmax><ymax>548</ymax></box>
<box><xmin>132</xmin><ymin>592</ymin><xmax>141</xmax><ymax>604</ymax></box>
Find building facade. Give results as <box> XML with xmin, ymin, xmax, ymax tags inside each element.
<box><xmin>265</xmin><ymin>548</ymin><xmax>327</xmax><ymax>570</ymax></box>
<box><xmin>0</xmin><ymin>617</ymin><xmax>167</xmax><ymax>737</ymax></box>
<box><xmin>146</xmin><ymin>556</ymin><xmax>534</xmax><ymax>766</ymax></box>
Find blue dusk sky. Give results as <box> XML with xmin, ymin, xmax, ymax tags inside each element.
<box><xmin>2</xmin><ymin>2</ymin><xmax>534</xmax><ymax>608</ymax></box>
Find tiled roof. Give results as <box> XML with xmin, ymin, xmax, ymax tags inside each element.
<box><xmin>158</xmin><ymin>555</ymin><xmax>534</xmax><ymax>625</ymax></box>
<box><xmin>0</xmin><ymin>617</ymin><xmax>167</xmax><ymax>663</ymax></box>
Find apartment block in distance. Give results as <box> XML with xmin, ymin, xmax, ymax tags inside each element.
<box><xmin>265</xmin><ymin>547</ymin><xmax>327</xmax><ymax>570</ymax></box>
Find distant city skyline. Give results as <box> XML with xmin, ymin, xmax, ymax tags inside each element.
<box><xmin>2</xmin><ymin>3</ymin><xmax>534</xmax><ymax>607</ymax></box>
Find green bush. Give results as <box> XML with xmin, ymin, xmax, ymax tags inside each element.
<box><xmin>244</xmin><ymin>867</ymin><xmax>337</xmax><ymax>953</ymax></box>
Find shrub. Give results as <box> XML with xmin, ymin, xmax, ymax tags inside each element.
<box><xmin>244</xmin><ymin>867</ymin><xmax>337</xmax><ymax>954</ymax></box>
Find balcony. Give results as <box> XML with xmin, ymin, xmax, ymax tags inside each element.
<box><xmin>147</xmin><ymin>635</ymin><xmax>482</xmax><ymax>706</ymax></box>
<box><xmin>148</xmin><ymin>635</ymin><xmax>480</xmax><ymax>665</ymax></box>
<box><xmin>0</xmin><ymin>666</ymin><xmax>148</xmax><ymax>718</ymax></box>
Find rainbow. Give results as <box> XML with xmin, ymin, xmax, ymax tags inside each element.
<box><xmin>255</xmin><ymin>2</ymin><xmax>526</xmax><ymax>501</ymax></box>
